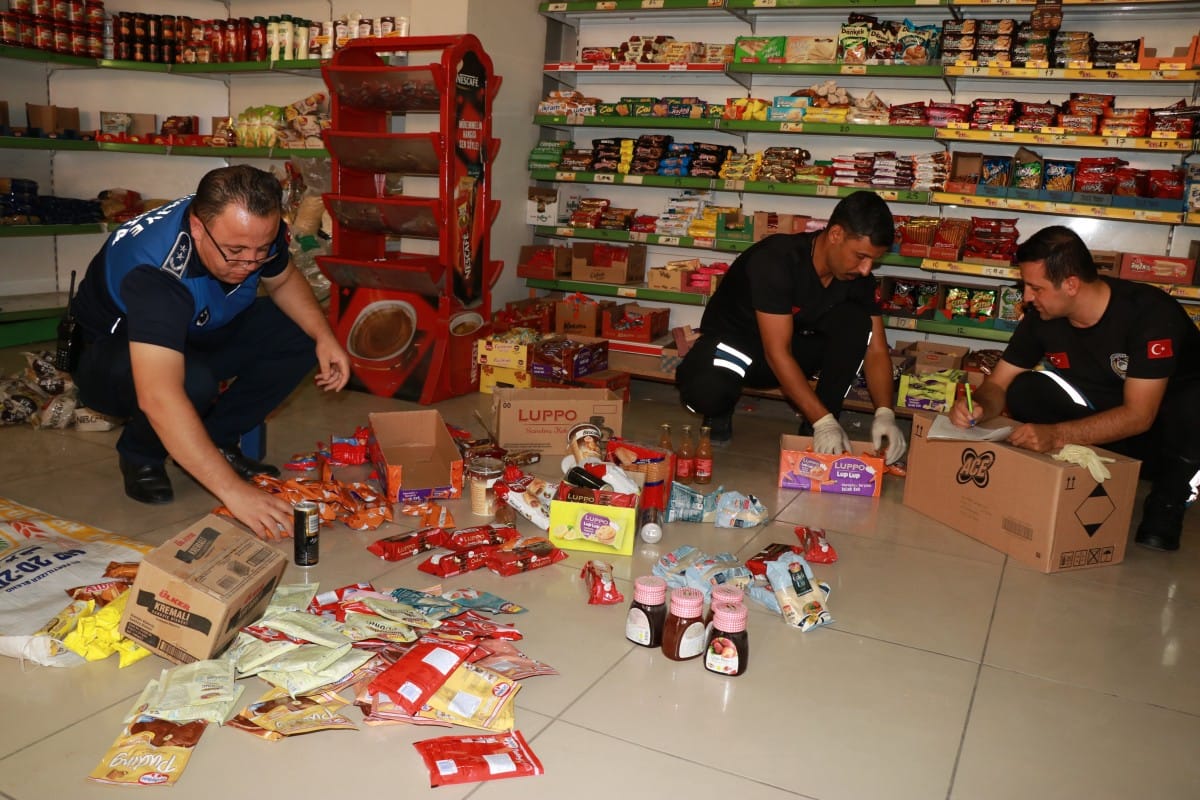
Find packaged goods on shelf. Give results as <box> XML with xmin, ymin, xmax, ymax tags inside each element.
<box><xmin>880</xmin><ymin>277</ymin><xmax>938</xmax><ymax>319</ymax></box>
<box><xmin>1118</xmin><ymin>252</ymin><xmax>1196</xmax><ymax>285</ymax></box>
<box><xmin>571</xmin><ymin>242</ymin><xmax>647</xmax><ymax>285</ymax></box>
<box><xmin>555</xmin><ymin>296</ymin><xmax>616</xmax><ymax>337</ymax></box>
<box><xmin>600</xmin><ymin>303</ymin><xmax>670</xmax><ymax>344</ymax></box>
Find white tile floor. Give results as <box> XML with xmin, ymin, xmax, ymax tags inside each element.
<box><xmin>1</xmin><ymin>349</ymin><xmax>1198</xmax><ymax>800</ymax></box>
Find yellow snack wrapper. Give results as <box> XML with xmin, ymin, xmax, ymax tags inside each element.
<box><xmin>61</xmin><ymin>591</ymin><xmax>150</xmax><ymax>667</ymax></box>
<box><xmin>417</xmin><ymin>661</ymin><xmax>520</xmax><ymax>731</ymax></box>
<box><xmin>88</xmin><ymin>718</ymin><xmax>207</xmax><ymax>787</ymax></box>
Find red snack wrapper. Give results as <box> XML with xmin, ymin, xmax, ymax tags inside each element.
<box><xmin>435</xmin><ymin>610</ymin><xmax>523</xmax><ymax>642</ymax></box>
<box><xmin>447</xmin><ymin>524</ymin><xmax>520</xmax><ymax>550</ymax></box>
<box><xmin>418</xmin><ymin>547</ymin><xmax>495</xmax><ymax>578</ymax></box>
<box><xmin>486</xmin><ymin>539</ymin><xmax>568</xmax><ymax>577</ymax></box>
<box><xmin>368</xmin><ymin>636</ymin><xmax>476</xmax><ymax>715</ymax></box>
<box><xmin>307</xmin><ymin>582</ymin><xmax>376</xmax><ymax>621</ymax></box>
<box><xmin>469</xmin><ymin>639</ymin><xmax>559</xmax><ymax>679</ymax></box>
<box><xmin>581</xmin><ymin>560</ymin><xmax>625</xmax><ymax>605</ymax></box>
<box><xmin>366</xmin><ymin>527</ymin><xmax>450</xmax><ymax>561</ymax></box>
<box><xmin>795</xmin><ymin>525</ymin><xmax>839</xmax><ymax>564</ymax></box>
<box><xmin>745</xmin><ymin>543</ymin><xmax>806</xmax><ymax>577</ymax></box>
<box><xmin>412</xmin><ymin>730</ymin><xmax>544</xmax><ymax>788</ymax></box>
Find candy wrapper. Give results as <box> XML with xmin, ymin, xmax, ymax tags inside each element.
<box><xmin>795</xmin><ymin>525</ymin><xmax>838</xmax><ymax>564</ymax></box>
<box><xmin>666</xmin><ymin>482</ymin><xmax>723</xmax><ymax>523</ymax></box>
<box><xmin>448</xmin><ymin>523</ymin><xmax>520</xmax><ymax>550</ymax></box>
<box><xmin>417</xmin><ymin>661</ymin><xmax>521</xmax><ymax>731</ymax></box>
<box><xmin>714</xmin><ymin>491</ymin><xmax>768</xmax><ymax>528</ymax></box>
<box><xmin>470</xmin><ymin>638</ymin><xmax>559</xmax><ymax>680</ymax></box>
<box><xmin>581</xmin><ymin>560</ymin><xmax>625</xmax><ymax>605</ymax></box>
<box><xmin>766</xmin><ymin>553</ymin><xmax>834</xmax><ymax>632</ymax></box>
<box><xmin>435</xmin><ymin>611</ymin><xmax>523</xmax><ymax>642</ymax></box>
<box><xmin>216</xmin><ymin>463</ymin><xmax>392</xmax><ymax>531</ymax></box>
<box><xmin>400</xmin><ymin>501</ymin><xmax>456</xmax><ymax>529</ymax></box>
<box><xmin>418</xmin><ymin>547</ymin><xmax>495</xmax><ymax>579</ymax></box>
<box><xmin>487</xmin><ymin>539</ymin><xmax>568</xmax><ymax>577</ymax></box>
<box><xmin>88</xmin><ymin>718</ymin><xmax>208</xmax><ymax>787</ymax></box>
<box><xmin>60</xmin><ymin>590</ymin><xmax>151</xmax><ymax>668</ymax></box>
<box><xmin>441</xmin><ymin>588</ymin><xmax>526</xmax><ymax>615</ymax></box>
<box><xmin>368</xmin><ymin>637</ymin><xmax>477</xmax><ymax>715</ymax></box>
<box><xmin>389</xmin><ymin>588</ymin><xmax>464</xmax><ymax>620</ymax></box>
<box><xmin>227</xmin><ymin>687</ymin><xmax>357</xmax><ymax>741</ymax></box>
<box><xmin>412</xmin><ymin>730</ymin><xmax>544</xmax><ymax>788</ymax></box>
<box><xmin>367</xmin><ymin>527</ymin><xmax>450</xmax><ymax>561</ymax></box>
<box><xmin>745</xmin><ymin>543</ymin><xmax>806</xmax><ymax>577</ymax></box>
<box><xmin>494</xmin><ymin>469</ymin><xmax>557</xmax><ymax>531</ymax></box>
<box><xmin>127</xmin><ymin>659</ymin><xmax>245</xmax><ymax>726</ymax></box>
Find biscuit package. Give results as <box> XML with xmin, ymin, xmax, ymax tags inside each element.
<box><xmin>88</xmin><ymin>718</ymin><xmax>208</xmax><ymax>787</ymax></box>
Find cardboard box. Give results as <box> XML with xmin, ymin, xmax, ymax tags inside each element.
<box><xmin>527</xmin><ymin>186</ymin><xmax>559</xmax><ymax>225</ymax></box>
<box><xmin>555</xmin><ymin>299</ymin><xmax>614</xmax><ymax>336</ymax></box>
<box><xmin>492</xmin><ymin>388</ymin><xmax>623</xmax><ymax>455</ymax></box>
<box><xmin>118</xmin><ymin>515</ymin><xmax>287</xmax><ymax>664</ymax></box>
<box><xmin>479</xmin><ymin>364</ymin><xmax>532</xmax><ymax>394</ymax></box>
<box><xmin>1118</xmin><ymin>252</ymin><xmax>1196</xmax><ymax>285</ymax></box>
<box><xmin>753</xmin><ymin>211</ymin><xmax>809</xmax><ymax>242</ymax></box>
<box><xmin>945</xmin><ymin>152</ymin><xmax>983</xmax><ymax>195</ymax></box>
<box><xmin>898</xmin><ymin>340</ymin><xmax>969</xmax><ymax>375</ymax></box>
<box><xmin>573</xmin><ymin>368</ymin><xmax>632</xmax><ymax>402</ymax></box>
<box><xmin>600</xmin><ymin>303</ymin><xmax>671</xmax><ymax>344</ymax></box>
<box><xmin>496</xmin><ymin>297</ymin><xmax>556</xmax><ymax>334</ymax></box>
<box><xmin>531</xmin><ymin>334</ymin><xmax>609</xmax><ymax>381</ymax></box>
<box><xmin>476</xmin><ymin>336</ymin><xmax>533</xmax><ymax>370</ymax></box>
<box><xmin>903</xmin><ymin>413</ymin><xmax>1140</xmax><ymax>573</ymax></box>
<box><xmin>128</xmin><ymin>113</ymin><xmax>157</xmax><ymax>137</ymax></box>
<box><xmin>647</xmin><ymin>264</ymin><xmax>697</xmax><ymax>292</ymax></box>
<box><xmin>515</xmin><ymin>244</ymin><xmax>572</xmax><ymax>281</ymax></box>
<box><xmin>547</xmin><ymin>483</ymin><xmax>639</xmax><ymax>556</ymax></box>
<box><xmin>368</xmin><ymin>410</ymin><xmax>464</xmax><ymax>503</ymax></box>
<box><xmin>779</xmin><ymin>435</ymin><xmax>885</xmax><ymax>496</ymax></box>
<box><xmin>570</xmin><ymin>242</ymin><xmax>647</xmax><ymax>285</ymax></box>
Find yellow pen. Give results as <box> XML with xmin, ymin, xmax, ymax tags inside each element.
<box><xmin>965</xmin><ymin>383</ymin><xmax>975</xmax><ymax>427</ymax></box>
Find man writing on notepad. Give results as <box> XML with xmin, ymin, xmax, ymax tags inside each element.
<box><xmin>948</xmin><ymin>225</ymin><xmax>1200</xmax><ymax>552</ymax></box>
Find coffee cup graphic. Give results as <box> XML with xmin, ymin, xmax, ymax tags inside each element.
<box><xmin>347</xmin><ymin>300</ymin><xmax>417</xmax><ymax>365</ymax></box>
<box><xmin>450</xmin><ymin>311</ymin><xmax>483</xmax><ymax>337</ymax></box>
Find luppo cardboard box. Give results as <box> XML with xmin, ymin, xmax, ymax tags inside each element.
<box><xmin>548</xmin><ymin>483</ymin><xmax>639</xmax><ymax>556</ymax></box>
<box><xmin>903</xmin><ymin>413</ymin><xmax>1140</xmax><ymax>573</ymax></box>
<box><xmin>492</xmin><ymin>388</ymin><xmax>623</xmax><ymax>455</ymax></box>
<box><xmin>119</xmin><ymin>515</ymin><xmax>287</xmax><ymax>664</ymax></box>
<box><xmin>368</xmin><ymin>409</ymin><xmax>464</xmax><ymax>503</ymax></box>
<box><xmin>779</xmin><ymin>435</ymin><xmax>885</xmax><ymax>496</ymax></box>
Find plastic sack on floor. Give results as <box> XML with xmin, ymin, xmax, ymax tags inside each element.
<box><xmin>0</xmin><ymin>498</ymin><xmax>150</xmax><ymax>667</ymax></box>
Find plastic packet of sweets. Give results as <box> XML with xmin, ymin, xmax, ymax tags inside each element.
<box><xmin>795</xmin><ymin>525</ymin><xmax>838</xmax><ymax>564</ymax></box>
<box><xmin>441</xmin><ymin>587</ymin><xmax>527</xmax><ymax>615</ymax></box>
<box><xmin>127</xmin><ymin>659</ymin><xmax>244</xmax><ymax>726</ymax></box>
<box><xmin>487</xmin><ymin>539</ymin><xmax>568</xmax><ymax>577</ymax></box>
<box><xmin>413</xmin><ymin>730</ymin><xmax>544</xmax><ymax>788</ymax></box>
<box><xmin>766</xmin><ymin>552</ymin><xmax>834</xmax><ymax>632</ymax></box>
<box><xmin>257</xmin><ymin>609</ymin><xmax>349</xmax><ymax>649</ymax></box>
<box><xmin>581</xmin><ymin>560</ymin><xmax>625</xmax><ymax>605</ymax></box>
<box><xmin>470</xmin><ymin>638</ymin><xmax>559</xmax><ymax>680</ymax></box>
<box><xmin>367</xmin><ymin>527</ymin><xmax>450</xmax><ymax>561</ymax></box>
<box><xmin>368</xmin><ymin>636</ymin><xmax>476</xmax><ymax>715</ymax></box>
<box><xmin>435</xmin><ymin>611</ymin><xmax>523</xmax><ymax>642</ymax></box>
<box><xmin>388</xmin><ymin>587</ymin><xmax>464</xmax><ymax>620</ymax></box>
<box><xmin>417</xmin><ymin>661</ymin><xmax>521</xmax><ymax>731</ymax></box>
<box><xmin>418</xmin><ymin>547</ymin><xmax>495</xmax><ymax>579</ymax></box>
<box><xmin>88</xmin><ymin>718</ymin><xmax>207</xmax><ymax>787</ymax></box>
<box><xmin>448</xmin><ymin>524</ymin><xmax>520</xmax><ymax>550</ymax></box>
<box><xmin>339</xmin><ymin>611</ymin><xmax>418</xmax><ymax>644</ymax></box>
<box><xmin>228</xmin><ymin>687</ymin><xmax>357</xmax><ymax>741</ymax></box>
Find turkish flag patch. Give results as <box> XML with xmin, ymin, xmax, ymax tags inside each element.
<box><xmin>1047</xmin><ymin>352</ymin><xmax>1070</xmax><ymax>369</ymax></box>
<box><xmin>1147</xmin><ymin>338</ymin><xmax>1174</xmax><ymax>359</ymax></box>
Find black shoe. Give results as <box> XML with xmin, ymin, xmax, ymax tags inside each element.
<box><xmin>120</xmin><ymin>457</ymin><xmax>174</xmax><ymax>505</ymax></box>
<box><xmin>704</xmin><ymin>414</ymin><xmax>733</xmax><ymax>444</ymax></box>
<box><xmin>1134</xmin><ymin>455</ymin><xmax>1198</xmax><ymax>552</ymax></box>
<box><xmin>218</xmin><ymin>444</ymin><xmax>281</xmax><ymax>480</ymax></box>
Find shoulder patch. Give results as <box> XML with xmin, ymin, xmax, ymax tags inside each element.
<box><xmin>161</xmin><ymin>231</ymin><xmax>192</xmax><ymax>279</ymax></box>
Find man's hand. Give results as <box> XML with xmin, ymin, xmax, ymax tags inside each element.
<box><xmin>812</xmin><ymin>413</ymin><xmax>852</xmax><ymax>455</ymax></box>
<box><xmin>222</xmin><ymin>482</ymin><xmax>295</xmax><ymax>541</ymax></box>
<box><xmin>871</xmin><ymin>407</ymin><xmax>906</xmax><ymax>464</ymax></box>
<box><xmin>1008</xmin><ymin>422</ymin><xmax>1064</xmax><ymax>454</ymax></box>
<box><xmin>314</xmin><ymin>337</ymin><xmax>351</xmax><ymax>392</ymax></box>
<box><xmin>948</xmin><ymin>397</ymin><xmax>984</xmax><ymax>429</ymax></box>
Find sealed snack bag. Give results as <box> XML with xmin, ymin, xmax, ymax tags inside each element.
<box><xmin>412</xmin><ymin>730</ymin><xmax>544</xmax><ymax>788</ymax></box>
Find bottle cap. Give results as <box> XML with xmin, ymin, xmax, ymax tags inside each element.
<box><xmin>711</xmin><ymin>584</ymin><xmax>744</xmax><ymax>607</ymax></box>
<box><xmin>712</xmin><ymin>602</ymin><xmax>747</xmax><ymax>633</ymax></box>
<box><xmin>633</xmin><ymin>575</ymin><xmax>667</xmax><ymax>605</ymax></box>
<box><xmin>669</xmin><ymin>587</ymin><xmax>703</xmax><ymax>617</ymax></box>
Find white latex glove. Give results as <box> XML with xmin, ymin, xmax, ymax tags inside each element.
<box><xmin>871</xmin><ymin>407</ymin><xmax>907</xmax><ymax>465</ymax></box>
<box><xmin>812</xmin><ymin>413</ymin><xmax>852</xmax><ymax>455</ymax></box>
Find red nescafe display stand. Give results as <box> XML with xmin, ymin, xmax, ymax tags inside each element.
<box><xmin>320</xmin><ymin>35</ymin><xmax>502</xmax><ymax>402</ymax></box>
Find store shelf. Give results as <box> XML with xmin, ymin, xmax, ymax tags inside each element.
<box><xmin>730</xmin><ymin>62</ymin><xmax>945</xmax><ymax>78</ymax></box>
<box><xmin>539</xmin><ymin>0</ymin><xmax>729</xmax><ymax>22</ymax></box>
<box><xmin>921</xmin><ymin>258</ymin><xmax>1020</xmax><ymax>280</ymax></box>
<box><xmin>731</xmin><ymin>0</ymin><xmax>948</xmax><ymax>7</ymax></box>
<box><xmin>943</xmin><ymin>64</ymin><xmax>1200</xmax><ymax>81</ymax></box>
<box><xmin>1155</xmin><ymin>284</ymin><xmax>1200</xmax><ymax>301</ymax></box>
<box><xmin>884</xmin><ymin>314</ymin><xmax>1013</xmax><ymax>342</ymax></box>
<box><xmin>935</xmin><ymin>127</ymin><xmax>1197</xmax><ymax>152</ymax></box>
<box><xmin>0</xmin><ymin>44</ymin><xmax>95</xmax><ymax>68</ymax></box>
<box><xmin>0</xmin><ymin>223</ymin><xmax>110</xmax><ymax>238</ymax></box>
<box><xmin>0</xmin><ymin>291</ymin><xmax>68</xmax><ymax>348</ymax></box>
<box><xmin>0</xmin><ymin>137</ymin><xmax>326</xmax><ymax>159</ymax></box>
<box><xmin>526</xmin><ymin>277</ymin><xmax>711</xmax><ymax>305</ymax></box>
<box><xmin>722</xmin><ymin>119</ymin><xmax>937</xmax><ymax>138</ymax></box>
<box><xmin>534</xmin><ymin>224</ymin><xmax>749</xmax><ymax>253</ymax></box>
<box><xmin>0</xmin><ymin>45</ymin><xmax>322</xmax><ymax>74</ymax></box>
<box><xmin>544</xmin><ymin>62</ymin><xmax>728</xmax><ymax>73</ymax></box>
<box><xmin>0</xmin><ymin>136</ymin><xmax>97</xmax><ymax>151</ymax></box>
<box><xmin>532</xmin><ymin>168</ymin><xmax>715</xmax><ymax>190</ymax></box>
<box><xmin>534</xmin><ymin>114</ymin><xmax>720</xmax><ymax>130</ymax></box>
<box><xmin>932</xmin><ymin>192</ymin><xmax>1186</xmax><ymax>224</ymax></box>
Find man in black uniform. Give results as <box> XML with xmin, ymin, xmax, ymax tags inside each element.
<box><xmin>949</xmin><ymin>225</ymin><xmax>1200</xmax><ymax>551</ymax></box>
<box><xmin>675</xmin><ymin>191</ymin><xmax>906</xmax><ymax>464</ymax></box>
<box><xmin>71</xmin><ymin>165</ymin><xmax>350</xmax><ymax>540</ymax></box>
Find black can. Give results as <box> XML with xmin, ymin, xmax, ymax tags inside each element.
<box><xmin>293</xmin><ymin>501</ymin><xmax>319</xmax><ymax>565</ymax></box>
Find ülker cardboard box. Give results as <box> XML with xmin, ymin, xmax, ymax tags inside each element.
<box><xmin>118</xmin><ymin>515</ymin><xmax>287</xmax><ymax>664</ymax></box>
<box><xmin>368</xmin><ymin>409</ymin><xmax>464</xmax><ymax>503</ymax></box>
<box><xmin>492</xmin><ymin>388</ymin><xmax>623</xmax><ymax>455</ymax></box>
<box><xmin>903</xmin><ymin>413</ymin><xmax>1139</xmax><ymax>573</ymax></box>
<box><xmin>779</xmin><ymin>435</ymin><xmax>885</xmax><ymax>496</ymax></box>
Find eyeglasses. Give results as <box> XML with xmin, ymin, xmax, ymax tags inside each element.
<box><xmin>199</xmin><ymin>218</ymin><xmax>275</xmax><ymax>267</ymax></box>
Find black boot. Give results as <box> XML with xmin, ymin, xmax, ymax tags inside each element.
<box><xmin>1135</xmin><ymin>455</ymin><xmax>1200</xmax><ymax>552</ymax></box>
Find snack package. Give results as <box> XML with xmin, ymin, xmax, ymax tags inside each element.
<box><xmin>795</xmin><ymin>525</ymin><xmax>838</xmax><ymax>564</ymax></box>
<box><xmin>441</xmin><ymin>588</ymin><xmax>527</xmax><ymax>615</ymax></box>
<box><xmin>581</xmin><ymin>560</ymin><xmax>625</xmax><ymax>605</ymax></box>
<box><xmin>435</xmin><ymin>610</ymin><xmax>524</xmax><ymax>643</ymax></box>
<box><xmin>766</xmin><ymin>553</ymin><xmax>834</xmax><ymax>632</ymax></box>
<box><xmin>470</xmin><ymin>638</ymin><xmax>559</xmax><ymax>680</ymax></box>
<box><xmin>88</xmin><ymin>718</ymin><xmax>207</xmax><ymax>787</ymax></box>
<box><xmin>367</xmin><ymin>637</ymin><xmax>477</xmax><ymax>716</ymax></box>
<box><xmin>487</xmin><ymin>539</ymin><xmax>569</xmax><ymax>576</ymax></box>
<box><xmin>745</xmin><ymin>543</ymin><xmax>806</xmax><ymax>577</ymax></box>
<box><xmin>412</xmin><ymin>730</ymin><xmax>545</xmax><ymax>788</ymax></box>
<box><xmin>388</xmin><ymin>588</ymin><xmax>464</xmax><ymax>620</ymax></box>
<box><xmin>367</xmin><ymin>527</ymin><xmax>450</xmax><ymax>561</ymax></box>
<box><xmin>227</xmin><ymin>687</ymin><xmax>357</xmax><ymax>741</ymax></box>
<box><xmin>126</xmin><ymin>659</ymin><xmax>244</xmax><ymax>726</ymax></box>
<box><xmin>417</xmin><ymin>661</ymin><xmax>521</xmax><ymax>731</ymax></box>
<box><xmin>666</xmin><ymin>481</ymin><xmax>723</xmax><ymax>523</ymax></box>
<box><xmin>713</xmin><ymin>491</ymin><xmax>768</xmax><ymax>528</ymax></box>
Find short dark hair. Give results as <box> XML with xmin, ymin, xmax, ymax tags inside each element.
<box><xmin>191</xmin><ymin>165</ymin><xmax>282</xmax><ymax>224</ymax></box>
<box><xmin>1015</xmin><ymin>225</ymin><xmax>1098</xmax><ymax>285</ymax></box>
<box><xmin>827</xmin><ymin>191</ymin><xmax>895</xmax><ymax>248</ymax></box>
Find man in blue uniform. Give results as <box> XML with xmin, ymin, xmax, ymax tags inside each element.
<box><xmin>72</xmin><ymin>165</ymin><xmax>350</xmax><ymax>540</ymax></box>
<box><xmin>949</xmin><ymin>225</ymin><xmax>1200</xmax><ymax>552</ymax></box>
<box><xmin>674</xmin><ymin>191</ymin><xmax>906</xmax><ymax>465</ymax></box>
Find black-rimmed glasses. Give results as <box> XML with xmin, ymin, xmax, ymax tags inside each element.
<box><xmin>199</xmin><ymin>217</ymin><xmax>275</xmax><ymax>267</ymax></box>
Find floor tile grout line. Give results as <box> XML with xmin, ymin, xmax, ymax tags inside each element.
<box><xmin>526</xmin><ymin>718</ymin><xmax>821</xmax><ymax>799</ymax></box>
<box><xmin>0</xmin><ymin>689</ymin><xmax>144</xmax><ymax>765</ymax></box>
<box><xmin>973</xmin><ymin>663</ymin><xmax>1200</xmax><ymax>721</ymax></box>
<box><xmin>944</xmin><ymin>555</ymin><xmax>1009</xmax><ymax>800</ymax></box>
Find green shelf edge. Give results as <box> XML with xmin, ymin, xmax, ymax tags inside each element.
<box><xmin>525</xmin><ymin>277</ymin><xmax>709</xmax><ymax>305</ymax></box>
<box><xmin>884</xmin><ymin>315</ymin><xmax>1013</xmax><ymax>342</ymax></box>
<box><xmin>529</xmin><ymin>169</ymin><xmax>930</xmax><ymax>202</ymax></box>
<box><xmin>0</xmin><ymin>317</ymin><xmax>58</xmax><ymax>347</ymax></box>
<box><xmin>535</xmin><ymin>115</ymin><xmax>720</xmax><ymax>130</ymax></box>
<box><xmin>0</xmin><ymin>224</ymin><xmax>109</xmax><ymax>238</ymax></box>
<box><xmin>722</xmin><ymin>120</ymin><xmax>938</xmax><ymax>138</ymax></box>
<box><xmin>0</xmin><ymin>136</ymin><xmax>95</xmax><ymax>151</ymax></box>
<box><xmin>539</xmin><ymin>0</ymin><xmax>727</xmax><ymax>12</ymax></box>
<box><xmin>730</xmin><ymin>0</ymin><xmax>947</xmax><ymax>6</ymax></box>
<box><xmin>0</xmin><ymin>46</ymin><xmax>322</xmax><ymax>74</ymax></box>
